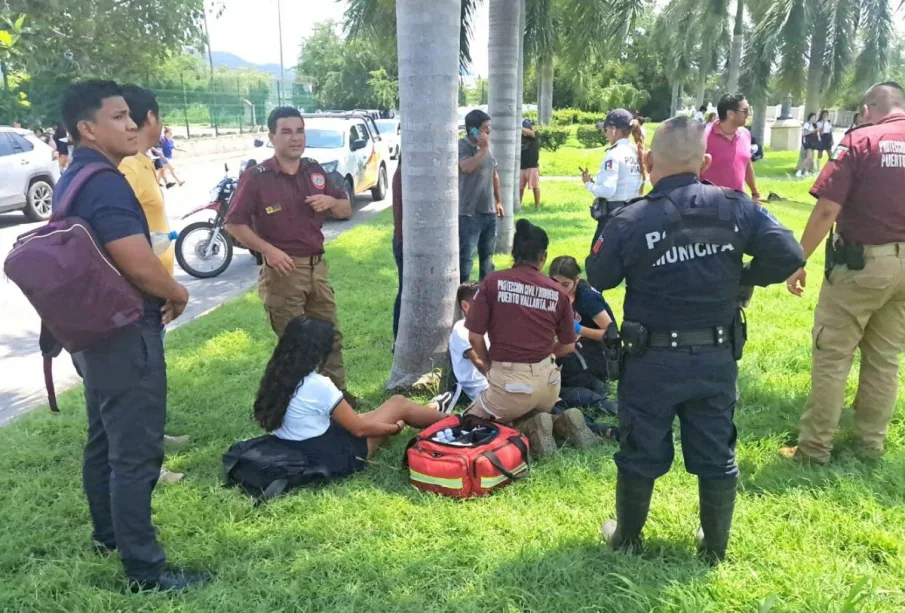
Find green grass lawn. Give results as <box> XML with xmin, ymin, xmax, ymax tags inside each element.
<box><xmin>2</xmin><ymin>160</ymin><xmax>905</xmax><ymax>611</ymax></box>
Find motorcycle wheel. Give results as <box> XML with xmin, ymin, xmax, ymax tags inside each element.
<box><xmin>175</xmin><ymin>221</ymin><xmax>234</xmax><ymax>279</ymax></box>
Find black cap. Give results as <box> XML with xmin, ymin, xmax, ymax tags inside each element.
<box><xmin>596</xmin><ymin>108</ymin><xmax>633</xmax><ymax>131</ymax></box>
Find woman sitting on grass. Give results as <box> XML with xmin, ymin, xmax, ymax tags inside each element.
<box><xmin>254</xmin><ymin>316</ymin><xmax>454</xmax><ymax>476</ymax></box>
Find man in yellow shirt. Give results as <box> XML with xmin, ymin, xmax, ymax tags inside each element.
<box><xmin>120</xmin><ymin>85</ymin><xmax>188</xmax><ymax>483</ymax></box>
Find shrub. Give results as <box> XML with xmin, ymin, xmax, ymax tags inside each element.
<box><xmin>523</xmin><ymin>110</ymin><xmax>538</xmax><ymax>123</ymax></box>
<box><xmin>576</xmin><ymin>124</ymin><xmax>606</xmax><ymax>148</ymax></box>
<box><xmin>535</xmin><ymin>126</ymin><xmax>570</xmax><ymax>151</ymax></box>
<box><xmin>552</xmin><ymin>107</ymin><xmax>607</xmax><ymax>126</ymax></box>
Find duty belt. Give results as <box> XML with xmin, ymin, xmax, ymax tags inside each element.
<box><xmin>648</xmin><ymin>326</ymin><xmax>729</xmax><ymax>349</ymax></box>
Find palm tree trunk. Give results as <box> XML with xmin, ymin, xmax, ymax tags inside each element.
<box><xmin>670</xmin><ymin>79</ymin><xmax>681</xmax><ymax>117</ymax></box>
<box><xmin>805</xmin><ymin>29</ymin><xmax>827</xmax><ymax>116</ymax></box>
<box><xmin>537</xmin><ymin>57</ymin><xmax>554</xmax><ymax>125</ymax></box>
<box><xmin>750</xmin><ymin>93</ymin><xmax>767</xmax><ymax>149</ymax></box>
<box><xmin>726</xmin><ymin>0</ymin><xmax>744</xmax><ymax>92</ymax></box>
<box><xmin>513</xmin><ymin>0</ymin><xmax>526</xmax><ymax>214</ymax></box>
<box><xmin>695</xmin><ymin>36</ymin><xmax>713</xmax><ymax>106</ymax></box>
<box><xmin>387</xmin><ymin>0</ymin><xmax>462</xmax><ymax>390</ymax></box>
<box><xmin>489</xmin><ymin>0</ymin><xmax>521</xmax><ymax>255</ymax></box>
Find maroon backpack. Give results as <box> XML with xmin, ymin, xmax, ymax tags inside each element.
<box><xmin>3</xmin><ymin>162</ymin><xmax>145</xmax><ymax>412</ymax></box>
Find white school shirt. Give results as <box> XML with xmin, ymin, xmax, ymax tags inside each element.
<box><xmin>818</xmin><ymin>120</ymin><xmax>833</xmax><ymax>134</ymax></box>
<box><xmin>449</xmin><ymin>320</ymin><xmax>489</xmax><ymax>401</ymax></box>
<box><xmin>802</xmin><ymin>122</ymin><xmax>816</xmax><ymax>135</ymax></box>
<box><xmin>585</xmin><ymin>138</ymin><xmax>644</xmax><ymax>202</ymax></box>
<box><xmin>272</xmin><ymin>372</ymin><xmax>344</xmax><ymax>442</ymax></box>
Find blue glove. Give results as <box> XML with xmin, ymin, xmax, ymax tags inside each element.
<box><xmin>574</xmin><ymin>321</ymin><xmax>582</xmax><ymax>335</ymax></box>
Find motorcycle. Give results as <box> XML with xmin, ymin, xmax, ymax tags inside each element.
<box><xmin>175</xmin><ymin>159</ymin><xmax>261</xmax><ymax>279</ymax></box>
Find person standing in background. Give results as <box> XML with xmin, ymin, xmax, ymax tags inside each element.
<box><xmin>701</xmin><ymin>94</ymin><xmax>761</xmax><ymax>201</ymax></box>
<box><xmin>156</xmin><ymin>127</ymin><xmax>184</xmax><ymax>187</ymax></box>
<box><xmin>519</xmin><ymin>118</ymin><xmax>541</xmax><ymax>209</ymax></box>
<box><xmin>694</xmin><ymin>105</ymin><xmax>707</xmax><ymax>122</ymax></box>
<box><xmin>53</xmin><ymin>124</ymin><xmax>70</xmax><ymax>170</ymax></box>
<box><xmin>119</xmin><ymin>85</ymin><xmax>192</xmax><ymax>484</ymax></box>
<box><xmin>815</xmin><ymin>110</ymin><xmax>834</xmax><ymax>171</ymax></box>
<box><xmin>785</xmin><ymin>82</ymin><xmax>905</xmax><ymax>465</ymax></box>
<box><xmin>795</xmin><ymin>112</ymin><xmax>820</xmax><ymax>177</ymax></box>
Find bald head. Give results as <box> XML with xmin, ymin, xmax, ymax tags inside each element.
<box><xmin>647</xmin><ymin>117</ymin><xmax>708</xmax><ymax>184</ymax></box>
<box><xmin>862</xmin><ymin>82</ymin><xmax>904</xmax><ymax>122</ymax></box>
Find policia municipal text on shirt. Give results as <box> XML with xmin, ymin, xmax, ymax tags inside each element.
<box><xmin>586</xmin><ymin>116</ymin><xmax>803</xmax><ymax>563</ymax></box>
<box><xmin>582</xmin><ymin>108</ymin><xmax>647</xmax><ymax>250</ymax></box>
<box><xmin>785</xmin><ymin>82</ymin><xmax>905</xmax><ymax>465</ymax></box>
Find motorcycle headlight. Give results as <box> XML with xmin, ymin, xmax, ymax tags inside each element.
<box><xmin>321</xmin><ymin>161</ymin><xmax>339</xmax><ymax>174</ymax></box>
<box><xmin>209</xmin><ymin>185</ymin><xmax>221</xmax><ymax>202</ymax></box>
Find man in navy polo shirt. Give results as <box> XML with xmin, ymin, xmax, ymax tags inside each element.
<box><xmin>57</xmin><ymin>80</ymin><xmax>208</xmax><ymax>592</ymax></box>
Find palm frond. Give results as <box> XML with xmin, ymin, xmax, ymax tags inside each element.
<box><xmin>820</xmin><ymin>0</ymin><xmax>857</xmax><ymax>100</ymax></box>
<box><xmin>525</xmin><ymin>0</ymin><xmax>557</xmax><ymax>61</ymax></box>
<box><xmin>459</xmin><ymin>0</ymin><xmax>482</xmax><ymax>73</ymax></box>
<box><xmin>771</xmin><ymin>0</ymin><xmax>808</xmax><ymax>96</ymax></box>
<box><xmin>853</xmin><ymin>0</ymin><xmax>893</xmax><ymax>89</ymax></box>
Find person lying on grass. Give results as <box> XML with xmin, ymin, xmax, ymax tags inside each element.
<box><xmin>254</xmin><ymin>316</ymin><xmax>455</xmax><ymax>477</ymax></box>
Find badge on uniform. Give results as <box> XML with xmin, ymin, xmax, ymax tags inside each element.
<box><xmin>592</xmin><ymin>236</ymin><xmax>604</xmax><ymax>254</ymax></box>
<box><xmin>265</xmin><ymin>204</ymin><xmax>282</xmax><ymax>215</ymax></box>
<box><xmin>831</xmin><ymin>145</ymin><xmax>849</xmax><ymax>161</ymax></box>
<box><xmin>604</xmin><ymin>160</ymin><xmax>614</xmax><ymax>171</ymax></box>
<box><xmin>311</xmin><ymin>173</ymin><xmax>326</xmax><ymax>190</ymax></box>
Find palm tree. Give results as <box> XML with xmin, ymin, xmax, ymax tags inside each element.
<box><xmin>654</xmin><ymin>2</ymin><xmax>698</xmax><ymax>115</ymax></box>
<box><xmin>726</xmin><ymin>0</ymin><xmax>745</xmax><ymax>92</ymax></box>
<box><xmin>489</xmin><ymin>0</ymin><xmax>523</xmax><ymax>254</ymax></box>
<box><xmin>526</xmin><ymin>0</ymin><xmax>558</xmax><ymax>124</ymax></box>
<box><xmin>386</xmin><ymin>0</ymin><xmax>463</xmax><ymax>389</ymax></box>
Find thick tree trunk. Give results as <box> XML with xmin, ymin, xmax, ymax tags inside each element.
<box><xmin>537</xmin><ymin>57</ymin><xmax>554</xmax><ymax>125</ymax></box>
<box><xmin>805</xmin><ymin>30</ymin><xmax>827</xmax><ymax>117</ymax></box>
<box><xmin>670</xmin><ymin>79</ymin><xmax>681</xmax><ymax>117</ymax></box>
<box><xmin>387</xmin><ymin>0</ymin><xmax>462</xmax><ymax>390</ymax></box>
<box><xmin>726</xmin><ymin>0</ymin><xmax>744</xmax><ymax>93</ymax></box>
<box><xmin>750</xmin><ymin>93</ymin><xmax>767</xmax><ymax>148</ymax></box>
<box><xmin>513</xmin><ymin>0</ymin><xmax>525</xmax><ymax>214</ymax></box>
<box><xmin>695</xmin><ymin>37</ymin><xmax>713</xmax><ymax>107</ymax></box>
<box><xmin>489</xmin><ymin>0</ymin><xmax>521</xmax><ymax>255</ymax></box>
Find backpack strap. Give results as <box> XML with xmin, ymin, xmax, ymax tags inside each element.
<box><xmin>50</xmin><ymin>162</ymin><xmax>118</xmax><ymax>220</ymax></box>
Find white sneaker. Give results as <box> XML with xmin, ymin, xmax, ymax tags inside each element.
<box><xmin>795</xmin><ymin>170</ymin><xmax>803</xmax><ymax>178</ymax></box>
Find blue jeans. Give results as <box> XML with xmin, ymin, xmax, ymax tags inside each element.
<box><xmin>459</xmin><ymin>213</ymin><xmax>497</xmax><ymax>282</ymax></box>
<box><xmin>392</xmin><ymin>238</ymin><xmax>403</xmax><ymax>340</ymax></box>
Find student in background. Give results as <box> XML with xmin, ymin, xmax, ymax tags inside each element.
<box><xmin>53</xmin><ymin>124</ymin><xmax>70</xmax><ymax>170</ymax></box>
<box><xmin>519</xmin><ymin>119</ymin><xmax>541</xmax><ymax>209</ymax></box>
<box><xmin>448</xmin><ymin>282</ymin><xmax>489</xmax><ymax>403</ymax></box>
<box><xmin>815</xmin><ymin>110</ymin><xmax>834</xmax><ymax>170</ymax></box>
<box><xmin>255</xmin><ymin>316</ymin><xmax>454</xmax><ymax>473</ymax></box>
<box><xmin>795</xmin><ymin>112</ymin><xmax>820</xmax><ymax>177</ymax></box>
<box><xmin>156</xmin><ymin>127</ymin><xmax>184</xmax><ymax>187</ymax></box>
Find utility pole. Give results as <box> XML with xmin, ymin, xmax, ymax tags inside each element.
<box><xmin>202</xmin><ymin>3</ymin><xmax>219</xmax><ymax>136</ymax></box>
<box><xmin>277</xmin><ymin>0</ymin><xmax>285</xmax><ymax>106</ymax></box>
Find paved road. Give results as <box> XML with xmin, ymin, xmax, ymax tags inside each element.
<box><xmin>0</xmin><ymin>153</ymin><xmax>397</xmax><ymax>425</ymax></box>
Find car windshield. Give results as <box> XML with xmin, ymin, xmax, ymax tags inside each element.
<box><xmin>305</xmin><ymin>129</ymin><xmax>344</xmax><ymax>148</ymax></box>
<box><xmin>375</xmin><ymin>120</ymin><xmax>397</xmax><ymax>133</ymax></box>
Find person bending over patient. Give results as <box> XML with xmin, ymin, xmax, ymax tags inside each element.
<box><xmin>254</xmin><ymin>316</ymin><xmax>454</xmax><ymax>476</ymax></box>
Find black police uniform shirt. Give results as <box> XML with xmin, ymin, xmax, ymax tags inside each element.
<box><xmin>572</xmin><ymin>279</ymin><xmax>616</xmax><ymax>368</ymax></box>
<box><xmin>586</xmin><ymin>173</ymin><xmax>803</xmax><ymax>331</ymax></box>
<box><xmin>53</xmin><ymin>147</ymin><xmax>162</xmax><ymax>323</ymax></box>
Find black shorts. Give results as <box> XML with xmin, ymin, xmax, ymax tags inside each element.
<box><xmin>282</xmin><ymin>422</ymin><xmax>368</xmax><ymax>477</ymax></box>
<box><xmin>153</xmin><ymin>158</ymin><xmax>163</xmax><ymax>170</ymax></box>
<box><xmin>820</xmin><ymin>133</ymin><xmax>834</xmax><ymax>152</ymax></box>
<box><xmin>803</xmin><ymin>138</ymin><xmax>821</xmax><ymax>151</ymax></box>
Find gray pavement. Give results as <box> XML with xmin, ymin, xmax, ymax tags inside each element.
<box><xmin>0</xmin><ymin>153</ymin><xmax>397</xmax><ymax>425</ymax></box>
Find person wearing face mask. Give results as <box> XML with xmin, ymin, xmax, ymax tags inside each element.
<box><xmin>225</xmin><ymin>107</ymin><xmax>357</xmax><ymax>407</ymax></box>
<box><xmin>582</xmin><ymin>108</ymin><xmax>647</xmax><ymax>250</ymax></box>
<box><xmin>586</xmin><ymin>116</ymin><xmax>802</xmax><ymax>564</ymax></box>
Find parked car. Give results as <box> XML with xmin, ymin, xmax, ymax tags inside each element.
<box><xmin>254</xmin><ymin>114</ymin><xmax>390</xmax><ymax>204</ymax></box>
<box><xmin>375</xmin><ymin>118</ymin><xmax>401</xmax><ymax>159</ymax></box>
<box><xmin>0</xmin><ymin>127</ymin><xmax>60</xmax><ymax>221</ymax></box>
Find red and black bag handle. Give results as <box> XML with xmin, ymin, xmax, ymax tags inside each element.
<box><xmin>481</xmin><ymin>435</ymin><xmax>530</xmax><ymax>482</ymax></box>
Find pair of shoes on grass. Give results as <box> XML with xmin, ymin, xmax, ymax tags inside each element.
<box><xmin>519</xmin><ymin>409</ymin><xmax>599</xmax><ymax>457</ymax></box>
<box><xmin>779</xmin><ymin>444</ymin><xmax>883</xmax><ymax>465</ymax></box>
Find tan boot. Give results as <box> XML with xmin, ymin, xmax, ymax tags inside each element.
<box><xmin>159</xmin><ymin>468</ymin><xmax>185</xmax><ymax>484</ymax></box>
<box><xmin>552</xmin><ymin>408</ymin><xmax>598</xmax><ymax>449</ymax></box>
<box><xmin>164</xmin><ymin>434</ymin><xmax>191</xmax><ymax>449</ymax></box>
<box><xmin>517</xmin><ymin>413</ymin><xmax>557</xmax><ymax>458</ymax></box>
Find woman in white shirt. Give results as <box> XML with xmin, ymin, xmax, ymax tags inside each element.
<box><xmin>581</xmin><ymin>108</ymin><xmax>646</xmax><ymax>250</ymax></box>
<box><xmin>795</xmin><ymin>112</ymin><xmax>820</xmax><ymax>178</ymax></box>
<box><xmin>815</xmin><ymin>109</ymin><xmax>834</xmax><ymax>169</ymax></box>
<box><xmin>254</xmin><ymin>317</ymin><xmax>453</xmax><ymax>477</ymax></box>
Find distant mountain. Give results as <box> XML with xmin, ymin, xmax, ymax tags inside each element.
<box><xmin>210</xmin><ymin>51</ymin><xmax>295</xmax><ymax>80</ymax></box>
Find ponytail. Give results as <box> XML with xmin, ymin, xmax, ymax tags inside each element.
<box><xmin>631</xmin><ymin>119</ymin><xmax>647</xmax><ymax>194</ymax></box>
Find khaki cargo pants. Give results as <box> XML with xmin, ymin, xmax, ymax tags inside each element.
<box><xmin>798</xmin><ymin>243</ymin><xmax>905</xmax><ymax>463</ymax></box>
<box><xmin>467</xmin><ymin>357</ymin><xmax>561</xmax><ymax>424</ymax></box>
<box><xmin>258</xmin><ymin>257</ymin><xmax>346</xmax><ymax>390</ymax></box>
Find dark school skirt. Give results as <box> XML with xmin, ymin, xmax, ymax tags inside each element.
<box><xmin>282</xmin><ymin>422</ymin><xmax>369</xmax><ymax>477</ymax></box>
<box><xmin>820</xmin><ymin>132</ymin><xmax>834</xmax><ymax>152</ymax></box>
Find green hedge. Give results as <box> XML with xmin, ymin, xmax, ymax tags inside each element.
<box><xmin>552</xmin><ymin>108</ymin><xmax>607</xmax><ymax>126</ymax></box>
<box><xmin>575</xmin><ymin>124</ymin><xmax>606</xmax><ymax>148</ymax></box>
<box><xmin>535</xmin><ymin>126</ymin><xmax>570</xmax><ymax>151</ymax></box>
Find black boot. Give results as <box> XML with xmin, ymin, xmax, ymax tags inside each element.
<box><xmin>129</xmin><ymin>567</ymin><xmax>213</xmax><ymax>593</ymax></box>
<box><xmin>696</xmin><ymin>476</ymin><xmax>738</xmax><ymax>564</ymax></box>
<box><xmin>601</xmin><ymin>472</ymin><xmax>655</xmax><ymax>551</ymax></box>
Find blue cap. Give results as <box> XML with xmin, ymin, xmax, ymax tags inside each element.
<box><xmin>597</xmin><ymin>108</ymin><xmax>633</xmax><ymax>131</ymax></box>
<box><xmin>522</xmin><ymin>118</ymin><xmax>535</xmax><ymax>128</ymax></box>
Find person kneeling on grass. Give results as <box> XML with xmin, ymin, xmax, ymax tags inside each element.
<box><xmin>254</xmin><ymin>316</ymin><xmax>454</xmax><ymax>475</ymax></box>
<box><xmin>463</xmin><ymin>219</ymin><xmax>599</xmax><ymax>456</ymax></box>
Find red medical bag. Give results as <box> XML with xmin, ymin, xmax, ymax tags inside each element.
<box><xmin>404</xmin><ymin>414</ymin><xmax>530</xmax><ymax>499</ymax></box>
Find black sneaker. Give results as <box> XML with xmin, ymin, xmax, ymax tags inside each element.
<box><xmin>165</xmin><ymin>182</ymin><xmax>176</xmax><ymax>190</ymax></box>
<box><xmin>92</xmin><ymin>541</ymin><xmax>116</xmax><ymax>556</ymax></box>
<box><xmin>129</xmin><ymin>567</ymin><xmax>212</xmax><ymax>593</ymax></box>
<box><xmin>430</xmin><ymin>391</ymin><xmax>455</xmax><ymax>414</ymax></box>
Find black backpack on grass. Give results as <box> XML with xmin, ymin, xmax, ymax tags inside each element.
<box><xmin>223</xmin><ymin>435</ymin><xmax>332</xmax><ymax>502</ymax></box>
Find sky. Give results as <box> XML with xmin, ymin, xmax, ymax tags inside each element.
<box><xmin>206</xmin><ymin>0</ymin><xmax>491</xmax><ymax>76</ymax></box>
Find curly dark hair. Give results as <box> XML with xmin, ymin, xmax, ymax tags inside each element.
<box><xmin>254</xmin><ymin>316</ymin><xmax>335</xmax><ymax>432</ymax></box>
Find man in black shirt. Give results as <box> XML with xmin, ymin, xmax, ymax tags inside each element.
<box><xmin>520</xmin><ymin>119</ymin><xmax>541</xmax><ymax>209</ymax></box>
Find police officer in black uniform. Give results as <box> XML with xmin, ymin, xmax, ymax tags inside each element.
<box><xmin>586</xmin><ymin>116</ymin><xmax>803</xmax><ymax>562</ymax></box>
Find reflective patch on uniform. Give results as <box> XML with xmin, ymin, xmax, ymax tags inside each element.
<box><xmin>604</xmin><ymin>160</ymin><xmax>614</xmax><ymax>170</ymax></box>
<box><xmin>311</xmin><ymin>173</ymin><xmax>326</xmax><ymax>189</ymax></box>
<box><xmin>265</xmin><ymin>204</ymin><xmax>282</xmax><ymax>215</ymax></box>
<box><xmin>758</xmin><ymin>206</ymin><xmax>778</xmax><ymax>223</ymax></box>
<box><xmin>592</xmin><ymin>236</ymin><xmax>604</xmax><ymax>254</ymax></box>
<box><xmin>830</xmin><ymin>146</ymin><xmax>849</xmax><ymax>161</ymax></box>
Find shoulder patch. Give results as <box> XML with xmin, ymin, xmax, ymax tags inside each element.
<box><xmin>830</xmin><ymin>145</ymin><xmax>849</xmax><ymax>161</ymax></box>
<box><xmin>592</xmin><ymin>235</ymin><xmax>604</xmax><ymax>254</ymax></box>
<box><xmin>604</xmin><ymin>159</ymin><xmax>614</xmax><ymax>171</ymax></box>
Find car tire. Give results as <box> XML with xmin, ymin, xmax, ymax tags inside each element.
<box><xmin>24</xmin><ymin>179</ymin><xmax>54</xmax><ymax>222</ymax></box>
<box><xmin>371</xmin><ymin>164</ymin><xmax>388</xmax><ymax>201</ymax></box>
<box><xmin>343</xmin><ymin>176</ymin><xmax>355</xmax><ymax>205</ymax></box>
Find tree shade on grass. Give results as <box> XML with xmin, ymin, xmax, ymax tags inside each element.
<box><xmin>1</xmin><ymin>175</ymin><xmax>904</xmax><ymax>610</ymax></box>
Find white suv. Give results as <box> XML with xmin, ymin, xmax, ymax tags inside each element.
<box><xmin>255</xmin><ymin>113</ymin><xmax>390</xmax><ymax>205</ymax></box>
<box><xmin>0</xmin><ymin>127</ymin><xmax>60</xmax><ymax>221</ymax></box>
